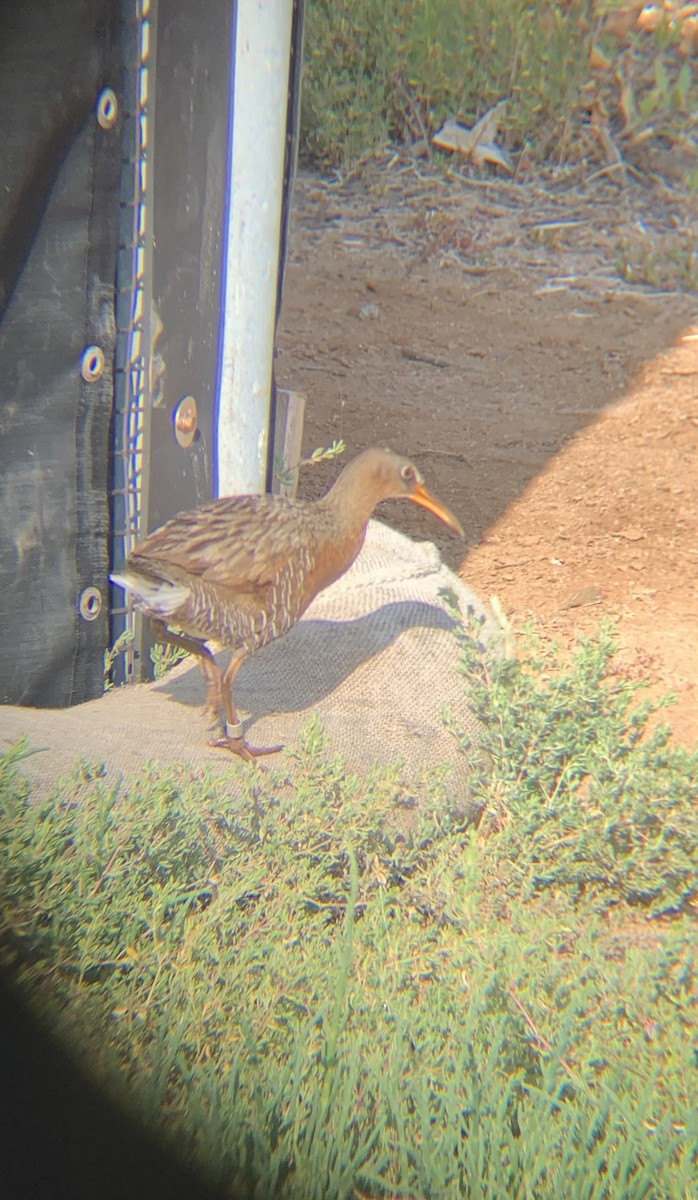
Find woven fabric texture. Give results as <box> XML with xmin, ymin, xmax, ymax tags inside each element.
<box><xmin>2</xmin><ymin>521</ymin><xmax>494</xmax><ymax>823</ymax></box>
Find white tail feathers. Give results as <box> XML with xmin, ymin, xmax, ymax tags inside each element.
<box><xmin>110</xmin><ymin>570</ymin><xmax>189</xmax><ymax>618</ymax></box>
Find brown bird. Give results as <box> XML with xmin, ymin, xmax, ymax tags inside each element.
<box><xmin>110</xmin><ymin>448</ymin><xmax>464</xmax><ymax>761</ymax></box>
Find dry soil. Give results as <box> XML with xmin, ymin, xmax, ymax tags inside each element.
<box><xmin>277</xmin><ymin>161</ymin><xmax>698</xmax><ymax>747</ymax></box>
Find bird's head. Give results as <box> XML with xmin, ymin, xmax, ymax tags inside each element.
<box><xmin>332</xmin><ymin>448</ymin><xmax>465</xmax><ymax>538</ymax></box>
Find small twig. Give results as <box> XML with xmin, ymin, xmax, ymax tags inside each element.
<box><xmin>586</xmin><ymin>156</ymin><xmax>643</xmax><ymax>186</ymax></box>
<box><xmin>400</xmin><ymin>348</ymin><xmax>453</xmax><ymax>370</ymax></box>
<box><xmin>441</xmin><ymin>250</ymin><xmax>492</xmax><ymax>274</ymax></box>
<box><xmin>277</xmin><ymin>440</ymin><xmax>346</xmax><ymax>489</ymax></box>
<box><xmin>447</xmin><ymin>169</ymin><xmax>508</xmax><ymax>190</ymax></box>
<box><xmin>507</xmin><ymin>985</ymin><xmax>577</xmax><ymax>1079</ymax></box>
<box><xmin>293</xmin><ymin>362</ymin><xmax>349</xmax><ymax>377</ymax></box>
<box><xmin>415</xmin><ymin>448</ymin><xmax>473</xmax><ymax>464</ymax></box>
<box><xmin>523</xmin><ymin>219</ymin><xmax>589</xmax><ymax>231</ymax></box>
<box><xmin>512</xmin><ymin>135</ymin><xmax>532</xmax><ymax>183</ymax></box>
<box><xmin>301</xmin><ymin>440</ymin><xmax>346</xmax><ymax>468</ymax></box>
<box><xmin>393</xmin><ymin>73</ymin><xmax>433</xmax><ymax>165</ymax></box>
<box><xmin>89</xmin><ymin>840</ymin><xmax>127</xmax><ymax>897</ymax></box>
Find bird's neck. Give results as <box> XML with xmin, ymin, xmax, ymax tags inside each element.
<box><xmin>319</xmin><ymin>459</ymin><xmax>386</xmax><ymax>538</ymax></box>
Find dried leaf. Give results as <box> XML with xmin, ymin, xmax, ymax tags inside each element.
<box><xmin>637</xmin><ymin>5</ymin><xmax>663</xmax><ymax>33</ymax></box>
<box><xmin>603</xmin><ymin>4</ymin><xmax>644</xmax><ymax>40</ymax></box>
<box><xmin>590</xmin><ymin>43</ymin><xmax>612</xmax><ymax>71</ymax></box>
<box><xmin>433</xmin><ymin>102</ymin><xmax>513</xmax><ymax>173</ymax></box>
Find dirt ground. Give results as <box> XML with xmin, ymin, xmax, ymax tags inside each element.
<box><xmin>277</xmin><ymin>161</ymin><xmax>698</xmax><ymax>748</ymax></box>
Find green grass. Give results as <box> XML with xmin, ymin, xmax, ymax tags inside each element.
<box><xmin>300</xmin><ymin>0</ymin><xmax>698</xmax><ymax>171</ymax></box>
<box><xmin>1</xmin><ymin>624</ymin><xmax>697</xmax><ymax>1198</ymax></box>
<box><xmin>616</xmin><ymin>231</ymin><xmax>698</xmax><ymax>292</ymax></box>
<box><xmin>301</xmin><ymin>0</ymin><xmax>592</xmax><ymax>167</ymax></box>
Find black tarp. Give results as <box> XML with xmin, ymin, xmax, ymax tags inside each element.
<box><xmin>0</xmin><ymin>0</ymin><xmax>237</xmax><ymax>703</ymax></box>
<box><xmin>0</xmin><ymin>0</ymin><xmax>304</xmax><ymax>705</ymax></box>
<box><xmin>0</xmin><ymin>0</ymin><xmax>122</xmax><ymax>706</ymax></box>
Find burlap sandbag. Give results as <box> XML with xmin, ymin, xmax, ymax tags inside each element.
<box><xmin>1</xmin><ymin>522</ymin><xmax>495</xmax><ymax>827</ymax></box>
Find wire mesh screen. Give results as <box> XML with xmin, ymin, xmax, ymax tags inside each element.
<box><xmin>110</xmin><ymin>0</ymin><xmax>154</xmax><ymax>685</ymax></box>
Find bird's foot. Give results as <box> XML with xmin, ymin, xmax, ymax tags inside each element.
<box><xmin>210</xmin><ymin>721</ymin><xmax>283</xmax><ymax>764</ymax></box>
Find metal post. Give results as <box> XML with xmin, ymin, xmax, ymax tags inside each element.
<box><xmin>216</xmin><ymin>0</ymin><xmax>295</xmax><ymax>497</ymax></box>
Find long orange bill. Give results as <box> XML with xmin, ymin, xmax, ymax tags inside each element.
<box><xmin>410</xmin><ymin>484</ymin><xmax>465</xmax><ymax>538</ymax></box>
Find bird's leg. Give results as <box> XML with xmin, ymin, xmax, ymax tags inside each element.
<box><xmin>150</xmin><ymin>620</ymin><xmax>224</xmax><ymax>726</ymax></box>
<box><xmin>209</xmin><ymin>649</ymin><xmax>283</xmax><ymax>762</ymax></box>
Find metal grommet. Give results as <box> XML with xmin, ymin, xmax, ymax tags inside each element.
<box><xmin>97</xmin><ymin>88</ymin><xmax>118</xmax><ymax>129</ymax></box>
<box><xmin>173</xmin><ymin>395</ymin><xmax>199</xmax><ymax>448</ymax></box>
<box><xmin>81</xmin><ymin>345</ymin><xmax>105</xmax><ymax>382</ymax></box>
<box><xmin>79</xmin><ymin>587</ymin><xmax>103</xmax><ymax>621</ymax></box>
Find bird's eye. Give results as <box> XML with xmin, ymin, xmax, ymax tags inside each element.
<box><xmin>401</xmin><ymin>464</ymin><xmax>415</xmax><ymax>483</ymax></box>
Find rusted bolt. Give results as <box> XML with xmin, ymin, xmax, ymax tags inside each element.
<box><xmin>173</xmin><ymin>395</ymin><xmax>199</xmax><ymax>448</ymax></box>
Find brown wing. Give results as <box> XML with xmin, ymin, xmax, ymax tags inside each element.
<box><xmin>131</xmin><ymin>494</ymin><xmax>317</xmax><ymax>592</ymax></box>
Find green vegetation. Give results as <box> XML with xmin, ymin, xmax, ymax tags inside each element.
<box><xmin>1</xmin><ymin>623</ymin><xmax>696</xmax><ymax>1198</ymax></box>
<box><xmin>150</xmin><ymin>639</ymin><xmax>191</xmax><ymax>680</ymax></box>
<box><xmin>617</xmin><ymin>230</ymin><xmax>698</xmax><ymax>292</ymax></box>
<box><xmin>451</xmin><ymin>617</ymin><xmax>698</xmax><ymax>917</ymax></box>
<box><xmin>301</xmin><ymin>0</ymin><xmax>591</xmax><ymax>167</ymax></box>
<box><xmin>276</xmin><ymin>438</ymin><xmax>347</xmax><ymax>493</ymax></box>
<box><xmin>300</xmin><ymin>0</ymin><xmax>698</xmax><ymax>171</ymax></box>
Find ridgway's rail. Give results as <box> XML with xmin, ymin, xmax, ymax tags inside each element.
<box><xmin>111</xmin><ymin>448</ymin><xmax>465</xmax><ymax>762</ymax></box>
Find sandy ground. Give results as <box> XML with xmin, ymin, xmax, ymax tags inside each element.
<box><xmin>277</xmin><ymin>162</ymin><xmax>698</xmax><ymax>747</ymax></box>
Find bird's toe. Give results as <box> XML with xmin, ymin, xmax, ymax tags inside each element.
<box><xmin>209</xmin><ymin>729</ymin><xmax>283</xmax><ymax>763</ymax></box>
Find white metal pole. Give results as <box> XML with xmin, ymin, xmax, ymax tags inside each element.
<box><xmin>216</xmin><ymin>0</ymin><xmax>294</xmax><ymax>496</ymax></box>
